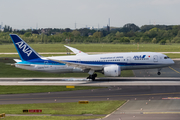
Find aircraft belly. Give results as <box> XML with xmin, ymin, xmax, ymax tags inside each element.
<box><xmin>36</xmin><ymin>65</ymin><xmax>74</xmax><ymax>73</ymax></box>
<box><xmin>16</xmin><ymin>64</ymin><xmax>85</xmax><ymax>73</ymax></box>
<box><xmin>15</xmin><ymin>64</ymin><xmax>35</xmax><ymax>71</ymax></box>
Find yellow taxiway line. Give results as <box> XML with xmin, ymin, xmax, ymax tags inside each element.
<box><xmin>169</xmin><ymin>66</ymin><xmax>180</xmax><ymax>74</ymax></box>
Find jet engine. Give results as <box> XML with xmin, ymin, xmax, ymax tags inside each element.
<box><xmin>103</xmin><ymin>65</ymin><xmax>121</xmax><ymax>77</ymax></box>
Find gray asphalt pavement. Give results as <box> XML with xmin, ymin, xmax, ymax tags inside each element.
<box><xmin>133</xmin><ymin>60</ymin><xmax>180</xmax><ymax>77</ymax></box>
<box><xmin>1</xmin><ymin>86</ymin><xmax>180</xmax><ymax>105</ymax></box>
<box><xmin>1</xmin><ymin>60</ymin><xmax>180</xmax><ymax>120</ymax></box>
<box><xmin>103</xmin><ymin>114</ymin><xmax>180</xmax><ymax>120</ymax></box>
<box><xmin>103</xmin><ymin>100</ymin><xmax>180</xmax><ymax>120</ymax></box>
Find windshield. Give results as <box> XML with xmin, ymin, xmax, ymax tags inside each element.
<box><xmin>164</xmin><ymin>56</ymin><xmax>170</xmax><ymax>59</ymax></box>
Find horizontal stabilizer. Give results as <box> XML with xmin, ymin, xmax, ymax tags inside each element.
<box><xmin>13</xmin><ymin>59</ymin><xmax>22</xmax><ymax>63</ymax></box>
<box><xmin>64</xmin><ymin>45</ymin><xmax>88</xmax><ymax>56</ymax></box>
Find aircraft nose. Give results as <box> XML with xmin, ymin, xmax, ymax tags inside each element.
<box><xmin>170</xmin><ymin>59</ymin><xmax>175</xmax><ymax>65</ymax></box>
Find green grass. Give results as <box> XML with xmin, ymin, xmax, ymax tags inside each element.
<box><xmin>4</xmin><ymin>116</ymin><xmax>103</xmax><ymax>120</ymax></box>
<box><xmin>1</xmin><ymin>43</ymin><xmax>180</xmax><ymax>53</ymax></box>
<box><xmin>0</xmin><ymin>100</ymin><xmax>126</xmax><ymax>114</ymax></box>
<box><xmin>165</xmin><ymin>54</ymin><xmax>180</xmax><ymax>59</ymax></box>
<box><xmin>0</xmin><ymin>58</ymin><xmax>134</xmax><ymax>77</ymax></box>
<box><xmin>0</xmin><ymin>86</ymin><xmax>104</xmax><ymax>94</ymax></box>
<box><xmin>0</xmin><ymin>53</ymin><xmax>180</xmax><ymax>59</ymax></box>
<box><xmin>121</xmin><ymin>70</ymin><xmax>134</xmax><ymax>77</ymax></box>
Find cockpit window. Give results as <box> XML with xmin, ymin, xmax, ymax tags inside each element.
<box><xmin>164</xmin><ymin>56</ymin><xmax>170</xmax><ymax>59</ymax></box>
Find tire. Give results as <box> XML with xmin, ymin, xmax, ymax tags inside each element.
<box><xmin>93</xmin><ymin>73</ymin><xmax>97</xmax><ymax>77</ymax></box>
<box><xmin>92</xmin><ymin>77</ymin><xmax>95</xmax><ymax>81</ymax></box>
<box><xmin>157</xmin><ymin>72</ymin><xmax>161</xmax><ymax>75</ymax></box>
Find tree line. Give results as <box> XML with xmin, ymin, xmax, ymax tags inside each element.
<box><xmin>1</xmin><ymin>23</ymin><xmax>180</xmax><ymax>44</ymax></box>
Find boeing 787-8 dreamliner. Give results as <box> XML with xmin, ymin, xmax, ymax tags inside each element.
<box><xmin>10</xmin><ymin>34</ymin><xmax>174</xmax><ymax>80</ymax></box>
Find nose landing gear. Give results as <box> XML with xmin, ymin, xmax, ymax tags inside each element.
<box><xmin>157</xmin><ymin>68</ymin><xmax>161</xmax><ymax>75</ymax></box>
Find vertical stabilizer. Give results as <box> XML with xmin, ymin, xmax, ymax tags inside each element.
<box><xmin>10</xmin><ymin>34</ymin><xmax>41</xmax><ymax>61</ymax></box>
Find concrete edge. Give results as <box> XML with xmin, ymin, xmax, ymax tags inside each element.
<box><xmin>96</xmin><ymin>100</ymin><xmax>129</xmax><ymax>120</ymax></box>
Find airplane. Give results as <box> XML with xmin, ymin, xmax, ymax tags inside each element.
<box><xmin>10</xmin><ymin>34</ymin><xmax>174</xmax><ymax>80</ymax></box>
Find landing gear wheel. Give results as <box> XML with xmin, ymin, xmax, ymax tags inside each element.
<box><xmin>92</xmin><ymin>76</ymin><xmax>95</xmax><ymax>81</ymax></box>
<box><xmin>93</xmin><ymin>73</ymin><xmax>97</xmax><ymax>78</ymax></box>
<box><xmin>157</xmin><ymin>72</ymin><xmax>161</xmax><ymax>75</ymax></box>
<box><xmin>157</xmin><ymin>68</ymin><xmax>161</xmax><ymax>75</ymax></box>
<box><xmin>87</xmin><ymin>73</ymin><xmax>97</xmax><ymax>81</ymax></box>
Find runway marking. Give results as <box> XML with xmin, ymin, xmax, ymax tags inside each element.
<box><xmin>162</xmin><ymin>97</ymin><xmax>180</xmax><ymax>99</ymax></box>
<box><xmin>143</xmin><ymin>112</ymin><xmax>180</xmax><ymax>114</ymax></box>
<box><xmin>0</xmin><ymin>92</ymin><xmax>180</xmax><ymax>101</ymax></box>
<box><xmin>169</xmin><ymin>66</ymin><xmax>180</xmax><ymax>74</ymax></box>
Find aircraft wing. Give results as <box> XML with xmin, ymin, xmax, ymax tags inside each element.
<box><xmin>64</xmin><ymin>45</ymin><xmax>88</xmax><ymax>56</ymax></box>
<box><xmin>47</xmin><ymin>58</ymin><xmax>103</xmax><ymax>70</ymax></box>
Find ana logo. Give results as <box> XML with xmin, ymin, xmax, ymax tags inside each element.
<box><xmin>133</xmin><ymin>55</ymin><xmax>146</xmax><ymax>59</ymax></box>
<box><xmin>133</xmin><ymin>55</ymin><xmax>149</xmax><ymax>60</ymax></box>
<box><xmin>16</xmin><ymin>41</ymin><xmax>32</xmax><ymax>57</ymax></box>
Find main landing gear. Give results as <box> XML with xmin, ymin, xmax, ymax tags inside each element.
<box><xmin>157</xmin><ymin>68</ymin><xmax>161</xmax><ymax>75</ymax></box>
<box><xmin>87</xmin><ymin>73</ymin><xmax>97</xmax><ymax>81</ymax></box>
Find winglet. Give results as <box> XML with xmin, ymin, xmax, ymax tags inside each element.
<box><xmin>64</xmin><ymin>45</ymin><xmax>88</xmax><ymax>56</ymax></box>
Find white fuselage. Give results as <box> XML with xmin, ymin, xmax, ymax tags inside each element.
<box><xmin>15</xmin><ymin>52</ymin><xmax>174</xmax><ymax>74</ymax></box>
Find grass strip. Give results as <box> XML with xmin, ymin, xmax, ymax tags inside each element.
<box><xmin>0</xmin><ymin>61</ymin><xmax>134</xmax><ymax>77</ymax></box>
<box><xmin>0</xmin><ymin>86</ymin><xmax>103</xmax><ymax>94</ymax></box>
<box><xmin>1</xmin><ymin>53</ymin><xmax>180</xmax><ymax>59</ymax></box>
<box><xmin>165</xmin><ymin>54</ymin><xmax>180</xmax><ymax>59</ymax></box>
<box><xmin>4</xmin><ymin>116</ymin><xmax>103</xmax><ymax>120</ymax></box>
<box><xmin>0</xmin><ymin>100</ymin><xmax>126</xmax><ymax>114</ymax></box>
<box><xmin>121</xmin><ymin>70</ymin><xmax>134</xmax><ymax>77</ymax></box>
<box><xmin>1</xmin><ymin>43</ymin><xmax>180</xmax><ymax>52</ymax></box>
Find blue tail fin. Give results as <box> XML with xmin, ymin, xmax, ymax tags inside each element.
<box><xmin>10</xmin><ymin>34</ymin><xmax>41</xmax><ymax>61</ymax></box>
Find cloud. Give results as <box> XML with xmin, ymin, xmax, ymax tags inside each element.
<box><xmin>151</xmin><ymin>0</ymin><xmax>180</xmax><ymax>5</ymax></box>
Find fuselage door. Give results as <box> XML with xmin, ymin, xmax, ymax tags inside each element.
<box><xmin>153</xmin><ymin>55</ymin><xmax>158</xmax><ymax>62</ymax></box>
<box><xmin>127</xmin><ymin>57</ymin><xmax>131</xmax><ymax>63</ymax></box>
<box><xmin>44</xmin><ymin>61</ymin><xmax>49</xmax><ymax>68</ymax></box>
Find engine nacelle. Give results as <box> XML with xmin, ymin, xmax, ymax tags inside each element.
<box><xmin>104</xmin><ymin>65</ymin><xmax>121</xmax><ymax>77</ymax></box>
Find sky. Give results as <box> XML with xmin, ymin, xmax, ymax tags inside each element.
<box><xmin>0</xmin><ymin>0</ymin><xmax>180</xmax><ymax>29</ymax></box>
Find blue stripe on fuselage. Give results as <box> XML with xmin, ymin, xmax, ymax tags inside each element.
<box><xmin>16</xmin><ymin>58</ymin><xmax>65</xmax><ymax>65</ymax></box>
<box><xmin>61</xmin><ymin>60</ymin><xmax>162</xmax><ymax>66</ymax></box>
<box><xmin>16</xmin><ymin>58</ymin><xmax>162</xmax><ymax>66</ymax></box>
